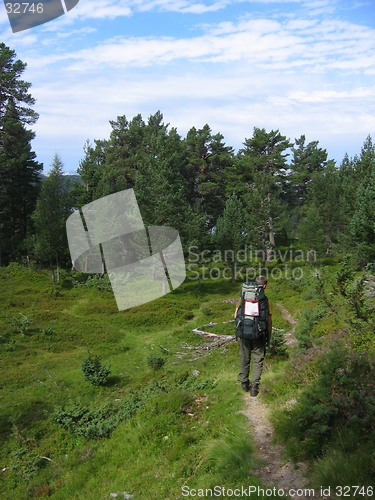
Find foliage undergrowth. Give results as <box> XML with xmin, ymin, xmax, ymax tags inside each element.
<box><xmin>0</xmin><ymin>264</ymin><xmax>278</xmax><ymax>500</ymax></box>
<box><xmin>81</xmin><ymin>352</ymin><xmax>111</xmax><ymax>386</ymax></box>
<box><xmin>2</xmin><ymin>259</ymin><xmax>375</xmax><ymax>499</ymax></box>
<box><xmin>267</xmin><ymin>258</ymin><xmax>375</xmax><ymax>495</ymax></box>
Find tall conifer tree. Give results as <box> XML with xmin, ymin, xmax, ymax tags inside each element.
<box><xmin>0</xmin><ymin>99</ymin><xmax>42</xmax><ymax>264</ymax></box>
<box><xmin>0</xmin><ymin>44</ymin><xmax>41</xmax><ymax>265</ymax></box>
<box><xmin>184</xmin><ymin>125</ymin><xmax>234</xmax><ymax>233</ymax></box>
<box><xmin>237</xmin><ymin>128</ymin><xmax>292</xmax><ymax>262</ymax></box>
<box><xmin>32</xmin><ymin>154</ymin><xmax>72</xmax><ymax>280</ymax></box>
<box><xmin>214</xmin><ymin>194</ymin><xmax>246</xmax><ymax>282</ymax></box>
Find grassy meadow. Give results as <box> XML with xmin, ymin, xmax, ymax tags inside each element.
<box><xmin>1</xmin><ymin>260</ymin><xmax>375</xmax><ymax>499</ymax></box>
<box><xmin>0</xmin><ymin>263</ymin><xmax>275</xmax><ymax>499</ymax></box>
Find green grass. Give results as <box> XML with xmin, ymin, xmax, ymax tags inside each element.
<box><xmin>2</xmin><ymin>260</ymin><xmax>375</xmax><ymax>499</ymax></box>
<box><xmin>1</xmin><ymin>264</ymin><xmax>283</xmax><ymax>500</ymax></box>
<box><xmin>265</xmin><ymin>265</ymin><xmax>375</xmax><ymax>497</ymax></box>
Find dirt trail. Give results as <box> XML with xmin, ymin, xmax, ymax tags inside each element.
<box><xmin>241</xmin><ymin>303</ymin><xmax>327</xmax><ymax>499</ymax></box>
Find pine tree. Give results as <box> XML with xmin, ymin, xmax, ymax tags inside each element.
<box><xmin>95</xmin><ymin>114</ymin><xmax>146</xmax><ymax>197</ymax></box>
<box><xmin>0</xmin><ymin>99</ymin><xmax>42</xmax><ymax>265</ymax></box>
<box><xmin>351</xmin><ymin>135</ymin><xmax>375</xmax><ymax>183</ymax></box>
<box><xmin>0</xmin><ymin>44</ymin><xmax>40</xmax><ymax>265</ymax></box>
<box><xmin>0</xmin><ymin>42</ymin><xmax>38</xmax><ymax>126</ymax></box>
<box><xmin>184</xmin><ymin>124</ymin><xmax>234</xmax><ymax>234</ymax></box>
<box><xmin>236</xmin><ymin>128</ymin><xmax>292</xmax><ymax>262</ymax></box>
<box><xmin>288</xmin><ymin>135</ymin><xmax>328</xmax><ymax>207</ymax></box>
<box><xmin>32</xmin><ymin>154</ymin><xmax>72</xmax><ymax>281</ymax></box>
<box><xmin>134</xmin><ymin>114</ymin><xmax>202</xmax><ymax>247</ymax></box>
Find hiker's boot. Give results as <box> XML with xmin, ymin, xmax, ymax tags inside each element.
<box><xmin>241</xmin><ymin>381</ymin><xmax>250</xmax><ymax>392</ymax></box>
<box><xmin>250</xmin><ymin>384</ymin><xmax>259</xmax><ymax>397</ymax></box>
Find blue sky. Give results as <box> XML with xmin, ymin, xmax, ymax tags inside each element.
<box><xmin>1</xmin><ymin>0</ymin><xmax>374</xmax><ymax>173</ymax></box>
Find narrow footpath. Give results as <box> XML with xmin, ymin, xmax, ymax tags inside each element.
<box><xmin>242</xmin><ymin>303</ymin><xmax>327</xmax><ymax>500</ymax></box>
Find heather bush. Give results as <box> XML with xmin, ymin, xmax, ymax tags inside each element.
<box><xmin>275</xmin><ymin>344</ymin><xmax>375</xmax><ymax>461</ymax></box>
<box><xmin>147</xmin><ymin>353</ymin><xmax>165</xmax><ymax>370</ymax></box>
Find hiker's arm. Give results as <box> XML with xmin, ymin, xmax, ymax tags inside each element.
<box><xmin>234</xmin><ymin>298</ymin><xmax>241</xmax><ymax>319</ymax></box>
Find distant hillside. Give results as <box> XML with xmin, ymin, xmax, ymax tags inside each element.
<box><xmin>38</xmin><ymin>172</ymin><xmax>83</xmax><ymax>186</ymax></box>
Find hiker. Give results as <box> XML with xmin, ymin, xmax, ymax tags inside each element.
<box><xmin>233</xmin><ymin>276</ymin><xmax>272</xmax><ymax>397</ymax></box>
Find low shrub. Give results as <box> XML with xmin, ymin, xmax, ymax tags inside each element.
<box><xmin>72</xmin><ymin>273</ymin><xmax>113</xmax><ymax>292</ymax></box>
<box><xmin>147</xmin><ymin>354</ymin><xmax>165</xmax><ymax>370</ymax></box>
<box><xmin>268</xmin><ymin>328</ymin><xmax>288</xmax><ymax>357</ymax></box>
<box><xmin>275</xmin><ymin>344</ymin><xmax>375</xmax><ymax>462</ymax></box>
<box><xmin>81</xmin><ymin>352</ymin><xmax>110</xmax><ymax>386</ymax></box>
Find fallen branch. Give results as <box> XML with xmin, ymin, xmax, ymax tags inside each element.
<box><xmin>45</xmin><ymin>369</ymin><xmax>60</xmax><ymax>389</ymax></box>
<box><xmin>190</xmin><ymin>320</ymin><xmax>236</xmax><ymax>352</ymax></box>
<box><xmin>192</xmin><ymin>319</ymin><xmax>235</xmax><ymax>337</ymax></box>
<box><xmin>37</xmin><ymin>456</ymin><xmax>55</xmax><ymax>464</ymax></box>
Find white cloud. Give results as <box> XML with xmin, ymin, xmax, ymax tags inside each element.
<box><xmin>25</xmin><ymin>15</ymin><xmax>374</xmax><ymax>74</ymax></box>
<box><xmin>73</xmin><ymin>0</ymin><xmax>133</xmax><ymax>19</ymax></box>
<box><xmin>289</xmin><ymin>87</ymin><xmax>375</xmax><ymax>102</ymax></box>
<box><xmin>2</xmin><ymin>0</ymin><xmax>372</xmax><ymax>171</ymax></box>
<box><xmin>135</xmin><ymin>0</ymin><xmax>230</xmax><ymax>13</ymax></box>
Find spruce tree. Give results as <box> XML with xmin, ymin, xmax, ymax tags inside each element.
<box><xmin>74</xmin><ymin>139</ymin><xmax>106</xmax><ymax>206</ymax></box>
<box><xmin>214</xmin><ymin>194</ymin><xmax>246</xmax><ymax>282</ymax></box>
<box><xmin>299</xmin><ymin>161</ymin><xmax>341</xmax><ymax>254</ymax></box>
<box><xmin>32</xmin><ymin>154</ymin><xmax>72</xmax><ymax>280</ymax></box>
<box><xmin>337</xmin><ymin>136</ymin><xmax>375</xmax><ymax>258</ymax></box>
<box><xmin>285</xmin><ymin>135</ymin><xmax>328</xmax><ymax>235</ymax></box>
<box><xmin>349</xmin><ymin>167</ymin><xmax>375</xmax><ymax>268</ymax></box>
<box><xmin>297</xmin><ymin>206</ymin><xmax>328</xmax><ymax>256</ymax></box>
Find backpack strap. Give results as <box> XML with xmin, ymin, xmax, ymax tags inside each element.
<box><xmin>240</xmin><ymin>289</ymin><xmax>245</xmax><ymax>340</ymax></box>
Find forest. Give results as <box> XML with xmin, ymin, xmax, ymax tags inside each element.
<box><xmin>1</xmin><ymin>42</ymin><xmax>375</xmax><ymax>499</ymax></box>
<box><xmin>1</xmin><ymin>42</ymin><xmax>374</xmax><ymax>274</ymax></box>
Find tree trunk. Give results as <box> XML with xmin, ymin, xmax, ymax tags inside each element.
<box><xmin>266</xmin><ymin>188</ymin><xmax>275</xmax><ymax>263</ymax></box>
<box><xmin>56</xmin><ymin>255</ymin><xmax>60</xmax><ymax>283</ymax></box>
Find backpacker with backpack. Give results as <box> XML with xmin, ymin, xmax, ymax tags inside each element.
<box><xmin>235</xmin><ymin>282</ymin><xmax>269</xmax><ymax>341</ymax></box>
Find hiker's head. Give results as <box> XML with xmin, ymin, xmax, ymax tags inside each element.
<box><xmin>255</xmin><ymin>275</ymin><xmax>267</xmax><ymax>288</ymax></box>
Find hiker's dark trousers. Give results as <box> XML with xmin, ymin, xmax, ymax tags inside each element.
<box><xmin>237</xmin><ymin>337</ymin><xmax>265</xmax><ymax>387</ymax></box>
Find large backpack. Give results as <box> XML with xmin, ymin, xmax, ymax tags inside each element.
<box><xmin>235</xmin><ymin>282</ymin><xmax>268</xmax><ymax>341</ymax></box>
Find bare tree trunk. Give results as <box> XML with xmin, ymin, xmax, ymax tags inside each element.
<box><xmin>266</xmin><ymin>189</ymin><xmax>275</xmax><ymax>263</ymax></box>
<box><xmin>56</xmin><ymin>255</ymin><xmax>60</xmax><ymax>283</ymax></box>
<box><xmin>50</xmin><ymin>261</ymin><xmax>55</xmax><ymax>284</ymax></box>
